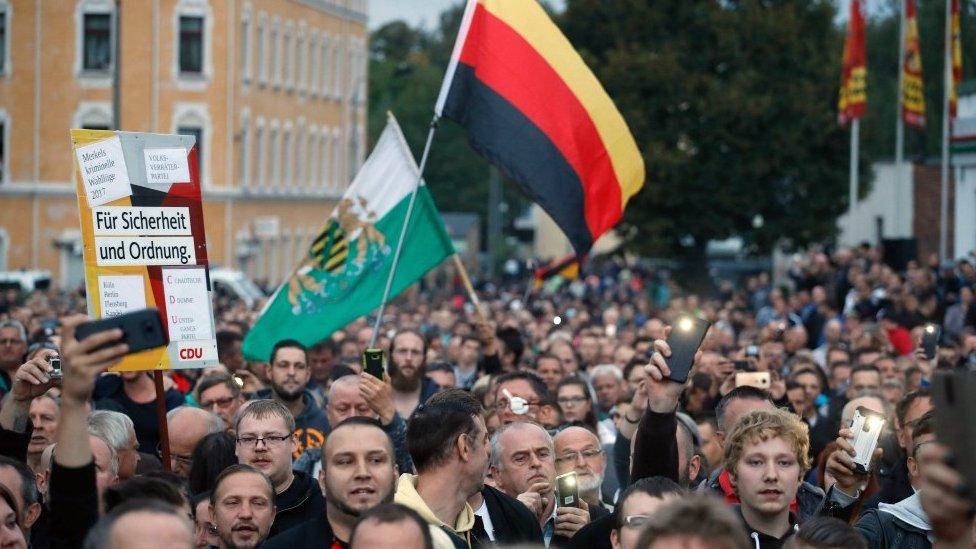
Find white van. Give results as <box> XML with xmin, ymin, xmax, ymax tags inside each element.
<box><xmin>0</xmin><ymin>270</ymin><xmax>53</xmax><ymax>293</ymax></box>
<box><xmin>209</xmin><ymin>268</ymin><xmax>266</xmax><ymax>308</ymax></box>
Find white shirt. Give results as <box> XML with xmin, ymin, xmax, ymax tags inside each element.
<box><xmin>473</xmin><ymin>500</ymin><xmax>495</xmax><ymax>541</ymax></box>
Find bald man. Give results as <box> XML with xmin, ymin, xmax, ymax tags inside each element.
<box><xmin>166</xmin><ymin>406</ymin><xmax>224</xmax><ymax>477</ymax></box>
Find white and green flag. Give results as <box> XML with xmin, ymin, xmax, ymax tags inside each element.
<box><xmin>243</xmin><ymin>115</ymin><xmax>455</xmax><ymax>361</ymax></box>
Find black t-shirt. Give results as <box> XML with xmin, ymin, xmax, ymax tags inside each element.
<box><xmin>93</xmin><ymin>376</ymin><xmax>185</xmax><ymax>453</ymax></box>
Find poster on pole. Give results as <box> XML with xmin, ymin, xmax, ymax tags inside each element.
<box><xmin>70</xmin><ymin>129</ymin><xmax>218</xmax><ymax>371</ymax></box>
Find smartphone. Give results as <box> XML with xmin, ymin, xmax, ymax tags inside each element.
<box><xmin>733</xmin><ymin>360</ymin><xmax>753</xmax><ymax>372</ymax></box>
<box><xmin>75</xmin><ymin>308</ymin><xmax>168</xmax><ymax>354</ymax></box>
<box><xmin>745</xmin><ymin>345</ymin><xmax>760</xmax><ymax>358</ymax></box>
<box><xmin>555</xmin><ymin>472</ymin><xmax>579</xmax><ymax>508</ymax></box>
<box><xmin>362</xmin><ymin>348</ymin><xmax>385</xmax><ymax>379</ymax></box>
<box><xmin>850</xmin><ymin>406</ymin><xmax>885</xmax><ymax>475</ymax></box>
<box><xmin>665</xmin><ymin>316</ymin><xmax>711</xmax><ymax>383</ymax></box>
<box><xmin>932</xmin><ymin>370</ymin><xmax>976</xmax><ymax>496</ymax></box>
<box><xmin>922</xmin><ymin>324</ymin><xmax>940</xmax><ymax>360</ymax></box>
<box><xmin>735</xmin><ymin>372</ymin><xmax>771</xmax><ymax>390</ymax></box>
<box><xmin>48</xmin><ymin>355</ymin><xmax>62</xmax><ymax>379</ymax></box>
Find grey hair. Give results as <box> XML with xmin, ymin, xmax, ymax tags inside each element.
<box><xmin>90</xmin><ymin>433</ymin><xmax>119</xmax><ymax>476</ymax></box>
<box><xmin>489</xmin><ymin>421</ymin><xmax>553</xmax><ymax>471</ymax></box>
<box><xmin>83</xmin><ymin>499</ymin><xmax>192</xmax><ymax>549</ymax></box>
<box><xmin>0</xmin><ymin>320</ymin><xmax>26</xmax><ymax>342</ymax></box>
<box><xmin>842</xmin><ymin>390</ymin><xmax>894</xmax><ymax>426</ymax></box>
<box><xmin>166</xmin><ymin>405</ymin><xmax>225</xmax><ymax>435</ymax></box>
<box><xmin>589</xmin><ymin>364</ymin><xmax>623</xmax><ymax>382</ymax></box>
<box><xmin>88</xmin><ymin>410</ymin><xmax>134</xmax><ymax>453</ymax></box>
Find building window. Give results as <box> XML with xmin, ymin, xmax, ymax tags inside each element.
<box><xmin>255</xmin><ymin>121</ymin><xmax>267</xmax><ymax>191</ymax></box>
<box><xmin>296</xmin><ymin>29</ymin><xmax>306</xmax><ymax>94</ymax></box>
<box><xmin>256</xmin><ymin>15</ymin><xmax>266</xmax><ymax>85</ymax></box>
<box><xmin>270</xmin><ymin>125</ymin><xmax>281</xmax><ymax>192</ymax></box>
<box><xmin>82</xmin><ymin>13</ymin><xmax>112</xmax><ymax>71</ymax></box>
<box><xmin>0</xmin><ymin>118</ymin><xmax>6</xmax><ymax>185</ymax></box>
<box><xmin>177</xmin><ymin>126</ymin><xmax>203</xmax><ymax>175</ymax></box>
<box><xmin>308</xmin><ymin>33</ymin><xmax>318</xmax><ymax>97</ymax></box>
<box><xmin>320</xmin><ymin>36</ymin><xmax>330</xmax><ymax>98</ymax></box>
<box><xmin>321</xmin><ymin>131</ymin><xmax>331</xmax><ymax>191</ymax></box>
<box><xmin>307</xmin><ymin>130</ymin><xmax>319</xmax><ymax>191</ymax></box>
<box><xmin>178</xmin><ymin>16</ymin><xmax>204</xmax><ymax>74</ymax></box>
<box><xmin>269</xmin><ymin>20</ymin><xmax>279</xmax><ymax>88</ymax></box>
<box><xmin>283</xmin><ymin>126</ymin><xmax>294</xmax><ymax>191</ymax></box>
<box><xmin>283</xmin><ymin>23</ymin><xmax>293</xmax><ymax>90</ymax></box>
<box><xmin>240</xmin><ymin>12</ymin><xmax>251</xmax><ymax>84</ymax></box>
<box><xmin>332</xmin><ymin>39</ymin><xmax>343</xmax><ymax>99</ymax></box>
<box><xmin>239</xmin><ymin>111</ymin><xmax>251</xmax><ymax>190</ymax></box>
<box><xmin>0</xmin><ymin>6</ymin><xmax>8</xmax><ymax>75</ymax></box>
<box><xmin>332</xmin><ymin>129</ymin><xmax>342</xmax><ymax>189</ymax></box>
<box><xmin>295</xmin><ymin>123</ymin><xmax>306</xmax><ymax>190</ymax></box>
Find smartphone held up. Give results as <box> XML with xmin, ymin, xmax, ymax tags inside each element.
<box><xmin>665</xmin><ymin>316</ymin><xmax>711</xmax><ymax>383</ymax></box>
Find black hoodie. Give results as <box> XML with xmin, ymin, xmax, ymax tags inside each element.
<box><xmin>268</xmin><ymin>470</ymin><xmax>326</xmax><ymax>539</ymax></box>
<box><xmin>734</xmin><ymin>505</ymin><xmax>799</xmax><ymax>549</ymax></box>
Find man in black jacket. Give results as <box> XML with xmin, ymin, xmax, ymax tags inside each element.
<box><xmin>233</xmin><ymin>399</ymin><xmax>325</xmax><ymax>538</ymax></box>
<box><xmin>264</xmin><ymin>417</ymin><xmax>398</xmax><ymax>548</ymax></box>
<box><xmin>253</xmin><ymin>340</ymin><xmax>330</xmax><ymax>459</ymax></box>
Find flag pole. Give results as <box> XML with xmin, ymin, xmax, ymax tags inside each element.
<box><xmin>368</xmin><ymin>115</ymin><xmax>440</xmax><ymax>348</ymax></box>
<box><xmin>940</xmin><ymin>0</ymin><xmax>951</xmax><ymax>262</ymax></box>
<box><xmin>452</xmin><ymin>254</ymin><xmax>489</xmax><ymax>322</ymax></box>
<box><xmin>895</xmin><ymin>0</ymin><xmax>907</xmax><ymax>234</ymax></box>
<box><xmin>849</xmin><ymin>119</ymin><xmax>860</xmax><ymax>237</ymax></box>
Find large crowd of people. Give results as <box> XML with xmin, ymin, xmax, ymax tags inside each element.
<box><xmin>0</xmin><ymin>244</ymin><xmax>975</xmax><ymax>548</ymax></box>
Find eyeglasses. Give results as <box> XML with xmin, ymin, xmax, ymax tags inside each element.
<box><xmin>156</xmin><ymin>444</ymin><xmax>193</xmax><ymax>467</ymax></box>
<box><xmin>0</xmin><ymin>339</ymin><xmax>24</xmax><ymax>347</ymax></box>
<box><xmin>200</xmin><ymin>396</ymin><xmax>236</xmax><ymax>408</ymax></box>
<box><xmin>622</xmin><ymin>515</ymin><xmax>650</xmax><ymax>528</ymax></box>
<box><xmin>236</xmin><ymin>434</ymin><xmax>292</xmax><ymax>447</ymax></box>
<box><xmin>557</xmin><ymin>396</ymin><xmax>587</xmax><ymax>405</ymax></box>
<box><xmin>555</xmin><ymin>448</ymin><xmax>604</xmax><ymax>464</ymax></box>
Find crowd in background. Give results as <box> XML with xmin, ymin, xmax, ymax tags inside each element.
<box><xmin>0</xmin><ymin>243</ymin><xmax>974</xmax><ymax>548</ymax></box>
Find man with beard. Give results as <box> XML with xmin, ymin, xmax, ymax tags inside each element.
<box><xmin>263</xmin><ymin>417</ymin><xmax>398</xmax><ymax>548</ymax></box>
<box><xmin>255</xmin><ymin>340</ymin><xmax>329</xmax><ymax>458</ymax></box>
<box><xmin>234</xmin><ymin>400</ymin><xmax>326</xmax><ymax>537</ymax></box>
<box><xmin>389</xmin><ymin>331</ymin><xmax>440</xmax><ymax>419</ymax></box>
<box><xmin>209</xmin><ymin>464</ymin><xmax>277</xmax><ymax>549</ymax></box>
<box><xmin>554</xmin><ymin>427</ymin><xmax>611</xmax><ymax>517</ymax></box>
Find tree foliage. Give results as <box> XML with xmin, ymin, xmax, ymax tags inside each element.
<box><xmin>560</xmin><ymin>0</ymin><xmax>864</xmax><ymax>260</ymax></box>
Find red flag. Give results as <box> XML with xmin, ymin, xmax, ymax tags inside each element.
<box><xmin>950</xmin><ymin>0</ymin><xmax>963</xmax><ymax>119</ymax></box>
<box><xmin>839</xmin><ymin>0</ymin><xmax>867</xmax><ymax>126</ymax></box>
<box><xmin>902</xmin><ymin>0</ymin><xmax>926</xmax><ymax>128</ymax></box>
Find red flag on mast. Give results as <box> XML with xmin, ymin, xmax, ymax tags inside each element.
<box><xmin>839</xmin><ymin>0</ymin><xmax>867</xmax><ymax>126</ymax></box>
<box><xmin>902</xmin><ymin>0</ymin><xmax>926</xmax><ymax>127</ymax></box>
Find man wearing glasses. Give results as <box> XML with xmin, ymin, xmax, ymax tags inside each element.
<box><xmin>0</xmin><ymin>320</ymin><xmax>28</xmax><ymax>398</ymax></box>
<box><xmin>554</xmin><ymin>426</ymin><xmax>610</xmax><ymax>517</ymax></box>
<box><xmin>234</xmin><ymin>399</ymin><xmax>325</xmax><ymax>539</ymax></box>
<box><xmin>254</xmin><ymin>340</ymin><xmax>329</xmax><ymax>460</ymax></box>
<box><xmin>608</xmin><ymin>477</ymin><xmax>683</xmax><ymax>549</ymax></box>
<box><xmin>489</xmin><ymin>421</ymin><xmax>590</xmax><ymax>545</ymax></box>
<box><xmin>195</xmin><ymin>373</ymin><xmax>246</xmax><ymax>429</ymax></box>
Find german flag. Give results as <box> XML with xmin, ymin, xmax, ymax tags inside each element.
<box><xmin>533</xmin><ymin>254</ymin><xmax>581</xmax><ymax>288</ymax></box>
<box><xmin>435</xmin><ymin>0</ymin><xmax>645</xmax><ymax>257</ymax></box>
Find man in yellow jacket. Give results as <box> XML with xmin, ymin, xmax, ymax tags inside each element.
<box><xmin>395</xmin><ymin>390</ymin><xmax>490</xmax><ymax>548</ymax></box>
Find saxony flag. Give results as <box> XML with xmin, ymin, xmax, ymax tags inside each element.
<box><xmin>242</xmin><ymin>115</ymin><xmax>454</xmax><ymax>361</ymax></box>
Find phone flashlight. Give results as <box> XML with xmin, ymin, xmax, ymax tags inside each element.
<box><xmin>553</xmin><ymin>316</ymin><xmax>562</xmax><ymax>326</ymax></box>
<box><xmin>678</xmin><ymin>317</ymin><xmax>694</xmax><ymax>332</ymax></box>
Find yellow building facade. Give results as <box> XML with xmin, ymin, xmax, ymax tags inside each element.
<box><xmin>0</xmin><ymin>0</ymin><xmax>368</xmax><ymax>288</ymax></box>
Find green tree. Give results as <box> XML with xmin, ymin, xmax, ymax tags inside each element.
<box><xmin>367</xmin><ymin>8</ymin><xmax>528</xmax><ymax>251</ymax></box>
<box><xmin>560</xmin><ymin>0</ymin><xmax>864</xmax><ymax>276</ymax></box>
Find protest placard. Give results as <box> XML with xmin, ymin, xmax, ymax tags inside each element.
<box><xmin>70</xmin><ymin>129</ymin><xmax>218</xmax><ymax>371</ymax></box>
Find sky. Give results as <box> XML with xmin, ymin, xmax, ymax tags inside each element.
<box><xmin>368</xmin><ymin>0</ymin><xmax>567</xmax><ymax>30</ymax></box>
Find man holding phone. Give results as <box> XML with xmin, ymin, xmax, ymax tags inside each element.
<box><xmin>489</xmin><ymin>422</ymin><xmax>591</xmax><ymax>545</ymax></box>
